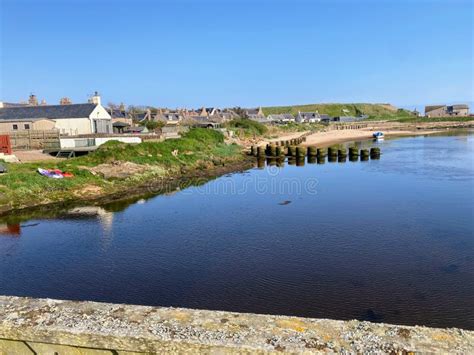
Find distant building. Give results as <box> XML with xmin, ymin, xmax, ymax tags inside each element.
<box><xmin>198</xmin><ymin>107</ymin><xmax>220</xmax><ymax>117</ymax></box>
<box><xmin>319</xmin><ymin>114</ymin><xmax>332</xmax><ymax>122</ymax></box>
<box><xmin>191</xmin><ymin>107</ymin><xmax>236</xmax><ymax>123</ymax></box>
<box><xmin>245</xmin><ymin>107</ymin><xmax>265</xmax><ymax>120</ymax></box>
<box><xmin>267</xmin><ymin>114</ymin><xmax>295</xmax><ymax>123</ymax></box>
<box><xmin>107</xmin><ymin>103</ymin><xmax>133</xmax><ymax>128</ymax></box>
<box><xmin>296</xmin><ymin>112</ymin><xmax>320</xmax><ymax>123</ymax></box>
<box><xmin>155</xmin><ymin>112</ymin><xmax>184</xmax><ymax>125</ymax></box>
<box><xmin>425</xmin><ymin>104</ymin><xmax>469</xmax><ymax>117</ymax></box>
<box><xmin>0</xmin><ymin>92</ymin><xmax>112</xmax><ymax>135</ymax></box>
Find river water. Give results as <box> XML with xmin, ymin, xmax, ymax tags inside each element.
<box><xmin>1</xmin><ymin>132</ymin><xmax>473</xmax><ymax>329</ymax></box>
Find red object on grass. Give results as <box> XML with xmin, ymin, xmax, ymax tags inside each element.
<box><xmin>0</xmin><ymin>135</ymin><xmax>12</xmax><ymax>155</ymax></box>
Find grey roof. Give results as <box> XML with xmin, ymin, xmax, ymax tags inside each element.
<box><xmin>425</xmin><ymin>105</ymin><xmax>445</xmax><ymax>113</ymax></box>
<box><xmin>159</xmin><ymin>113</ymin><xmax>183</xmax><ymax>120</ymax></box>
<box><xmin>108</xmin><ymin>108</ymin><xmax>127</xmax><ymax>119</ymax></box>
<box><xmin>268</xmin><ymin>114</ymin><xmax>295</xmax><ymax>121</ymax></box>
<box><xmin>112</xmin><ymin>121</ymin><xmax>130</xmax><ymax>127</ymax></box>
<box><xmin>298</xmin><ymin>112</ymin><xmax>318</xmax><ymax>119</ymax></box>
<box><xmin>451</xmin><ymin>104</ymin><xmax>469</xmax><ymax>110</ymax></box>
<box><xmin>0</xmin><ymin>104</ymin><xmax>97</xmax><ymax>121</ymax></box>
<box><xmin>245</xmin><ymin>108</ymin><xmax>262</xmax><ymax>116</ymax></box>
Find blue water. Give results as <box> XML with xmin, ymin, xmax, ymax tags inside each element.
<box><xmin>1</xmin><ymin>133</ymin><xmax>473</xmax><ymax>329</ymax></box>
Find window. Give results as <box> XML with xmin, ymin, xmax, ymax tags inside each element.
<box><xmin>24</xmin><ymin>124</ymin><xmax>30</xmax><ymax>130</ymax></box>
<box><xmin>12</xmin><ymin>124</ymin><xmax>18</xmax><ymax>130</ymax></box>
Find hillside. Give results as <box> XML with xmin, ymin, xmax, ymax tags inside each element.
<box><xmin>262</xmin><ymin>103</ymin><xmax>414</xmax><ymax>119</ymax></box>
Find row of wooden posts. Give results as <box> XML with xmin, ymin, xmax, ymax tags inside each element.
<box><xmin>255</xmin><ymin>153</ymin><xmax>377</xmax><ymax>168</ymax></box>
<box><xmin>250</xmin><ymin>140</ymin><xmax>381</xmax><ymax>159</ymax></box>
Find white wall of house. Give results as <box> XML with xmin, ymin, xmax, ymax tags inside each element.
<box><xmin>89</xmin><ymin>105</ymin><xmax>112</xmax><ymax>133</ymax></box>
<box><xmin>54</xmin><ymin>105</ymin><xmax>112</xmax><ymax>135</ymax></box>
<box><xmin>54</xmin><ymin>118</ymin><xmax>92</xmax><ymax>135</ymax></box>
<box><xmin>89</xmin><ymin>105</ymin><xmax>112</xmax><ymax>121</ymax></box>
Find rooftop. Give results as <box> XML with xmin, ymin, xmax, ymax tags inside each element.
<box><xmin>0</xmin><ymin>103</ymin><xmax>98</xmax><ymax>121</ymax></box>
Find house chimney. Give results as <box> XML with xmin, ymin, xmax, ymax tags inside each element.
<box><xmin>60</xmin><ymin>97</ymin><xmax>72</xmax><ymax>105</ymax></box>
<box><xmin>89</xmin><ymin>91</ymin><xmax>101</xmax><ymax>105</ymax></box>
<box><xmin>28</xmin><ymin>94</ymin><xmax>38</xmax><ymax>106</ymax></box>
<box><xmin>0</xmin><ymin>102</ymin><xmax>4</xmax><ymax>108</ymax></box>
<box><xmin>40</xmin><ymin>99</ymin><xmax>47</xmax><ymax>105</ymax></box>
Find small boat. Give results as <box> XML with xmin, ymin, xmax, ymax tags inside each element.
<box><xmin>373</xmin><ymin>132</ymin><xmax>384</xmax><ymax>140</ymax></box>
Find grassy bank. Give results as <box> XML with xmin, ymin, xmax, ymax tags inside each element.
<box><xmin>0</xmin><ymin>129</ymin><xmax>247</xmax><ymax>213</ymax></box>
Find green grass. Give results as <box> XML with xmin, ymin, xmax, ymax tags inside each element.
<box><xmin>0</xmin><ymin>129</ymin><xmax>245</xmax><ymax>210</ymax></box>
<box><xmin>225</xmin><ymin>118</ymin><xmax>268</xmax><ymax>136</ymax></box>
<box><xmin>262</xmin><ymin>103</ymin><xmax>415</xmax><ymax>120</ymax></box>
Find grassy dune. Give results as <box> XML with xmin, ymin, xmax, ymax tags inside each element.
<box><xmin>263</xmin><ymin>103</ymin><xmax>414</xmax><ymax>120</ymax></box>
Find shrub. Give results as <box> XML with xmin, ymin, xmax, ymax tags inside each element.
<box><xmin>227</xmin><ymin>118</ymin><xmax>267</xmax><ymax>135</ymax></box>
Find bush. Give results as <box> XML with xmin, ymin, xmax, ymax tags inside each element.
<box><xmin>145</xmin><ymin>120</ymin><xmax>163</xmax><ymax>131</ymax></box>
<box><xmin>227</xmin><ymin>118</ymin><xmax>267</xmax><ymax>135</ymax></box>
<box><xmin>183</xmin><ymin>128</ymin><xmax>224</xmax><ymax>144</ymax></box>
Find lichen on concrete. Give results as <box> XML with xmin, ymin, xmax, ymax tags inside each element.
<box><xmin>0</xmin><ymin>296</ymin><xmax>472</xmax><ymax>354</ymax></box>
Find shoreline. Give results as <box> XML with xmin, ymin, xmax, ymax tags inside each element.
<box><xmin>2</xmin><ymin>123</ymin><xmax>472</xmax><ymax>218</ymax></box>
<box><xmin>265</xmin><ymin>120</ymin><xmax>474</xmax><ymax>148</ymax></box>
<box><xmin>301</xmin><ymin>128</ymin><xmax>445</xmax><ymax>147</ymax></box>
<box><xmin>0</xmin><ymin>156</ymin><xmax>255</xmax><ymax>219</ymax></box>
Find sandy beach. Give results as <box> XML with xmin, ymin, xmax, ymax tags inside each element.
<box><xmin>301</xmin><ymin>129</ymin><xmax>444</xmax><ymax>147</ymax></box>
<box><xmin>263</xmin><ymin>119</ymin><xmax>474</xmax><ymax>148</ymax></box>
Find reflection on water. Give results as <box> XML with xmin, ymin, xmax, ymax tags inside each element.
<box><xmin>0</xmin><ymin>224</ymin><xmax>20</xmax><ymax>237</ymax></box>
<box><xmin>63</xmin><ymin>207</ymin><xmax>115</xmax><ymax>232</ymax></box>
<box><xmin>0</xmin><ymin>132</ymin><xmax>473</xmax><ymax>330</ymax></box>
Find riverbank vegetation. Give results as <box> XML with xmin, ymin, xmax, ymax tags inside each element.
<box><xmin>0</xmin><ymin>129</ymin><xmax>248</xmax><ymax>213</ymax></box>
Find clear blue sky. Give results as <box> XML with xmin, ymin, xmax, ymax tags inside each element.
<box><xmin>1</xmin><ymin>0</ymin><xmax>472</xmax><ymax>109</ymax></box>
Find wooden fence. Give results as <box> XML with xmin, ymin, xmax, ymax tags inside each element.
<box><xmin>327</xmin><ymin>123</ymin><xmax>369</xmax><ymax>130</ymax></box>
<box><xmin>6</xmin><ymin>130</ymin><xmax>60</xmax><ymax>150</ymax></box>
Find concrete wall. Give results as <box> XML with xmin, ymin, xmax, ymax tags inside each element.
<box><xmin>0</xmin><ymin>121</ymin><xmax>31</xmax><ymax>132</ymax></box>
<box><xmin>452</xmin><ymin>108</ymin><xmax>469</xmax><ymax>116</ymax></box>
<box><xmin>0</xmin><ymin>119</ymin><xmax>56</xmax><ymax>132</ymax></box>
<box><xmin>95</xmin><ymin>137</ymin><xmax>141</xmax><ymax>146</ymax></box>
<box><xmin>60</xmin><ymin>136</ymin><xmax>142</xmax><ymax>149</ymax></box>
<box><xmin>0</xmin><ymin>296</ymin><xmax>472</xmax><ymax>354</ymax></box>
<box><xmin>32</xmin><ymin>119</ymin><xmax>56</xmax><ymax>131</ymax></box>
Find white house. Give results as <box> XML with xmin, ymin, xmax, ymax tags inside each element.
<box><xmin>267</xmin><ymin>114</ymin><xmax>295</xmax><ymax>123</ymax></box>
<box><xmin>296</xmin><ymin>112</ymin><xmax>320</xmax><ymax>123</ymax></box>
<box><xmin>0</xmin><ymin>93</ymin><xmax>112</xmax><ymax>135</ymax></box>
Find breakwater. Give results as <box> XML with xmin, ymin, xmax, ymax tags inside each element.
<box><xmin>251</xmin><ymin>142</ymin><xmax>381</xmax><ymax>167</ymax></box>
